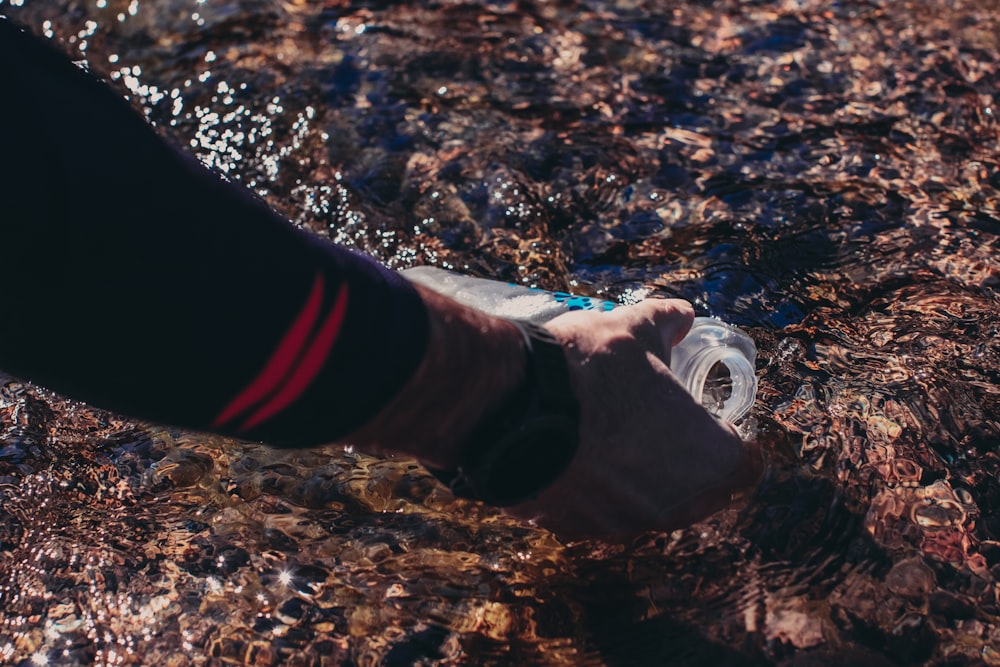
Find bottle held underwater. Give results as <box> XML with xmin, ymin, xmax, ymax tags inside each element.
<box><xmin>403</xmin><ymin>266</ymin><xmax>758</xmax><ymax>423</ymax></box>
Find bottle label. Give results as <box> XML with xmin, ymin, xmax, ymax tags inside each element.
<box><xmin>527</xmin><ymin>288</ymin><xmax>617</xmax><ymax>313</ymax></box>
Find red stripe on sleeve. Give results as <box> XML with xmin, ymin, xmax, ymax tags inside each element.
<box><xmin>211</xmin><ymin>273</ymin><xmax>324</xmax><ymax>429</ymax></box>
<box><xmin>237</xmin><ymin>281</ymin><xmax>350</xmax><ymax>433</ymax></box>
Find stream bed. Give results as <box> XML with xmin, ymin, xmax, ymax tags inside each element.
<box><xmin>1</xmin><ymin>0</ymin><xmax>999</xmax><ymax>664</ymax></box>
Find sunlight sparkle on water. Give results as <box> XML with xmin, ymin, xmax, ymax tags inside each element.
<box><xmin>2</xmin><ymin>1</ymin><xmax>998</xmax><ymax>665</ymax></box>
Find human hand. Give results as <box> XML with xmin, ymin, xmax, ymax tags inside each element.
<box><xmin>505</xmin><ymin>299</ymin><xmax>762</xmax><ymax>542</ymax></box>
<box><xmin>350</xmin><ymin>282</ymin><xmax>760</xmax><ymax>543</ymax></box>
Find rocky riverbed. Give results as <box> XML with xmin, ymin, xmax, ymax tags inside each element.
<box><xmin>1</xmin><ymin>0</ymin><xmax>999</xmax><ymax>664</ymax></box>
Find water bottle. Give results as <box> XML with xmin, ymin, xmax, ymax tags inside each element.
<box><xmin>402</xmin><ymin>266</ymin><xmax>758</xmax><ymax>423</ymax></box>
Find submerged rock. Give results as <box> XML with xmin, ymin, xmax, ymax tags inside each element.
<box><xmin>1</xmin><ymin>0</ymin><xmax>999</xmax><ymax>664</ymax></box>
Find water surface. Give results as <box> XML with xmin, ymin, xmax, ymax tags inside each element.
<box><xmin>1</xmin><ymin>0</ymin><xmax>999</xmax><ymax>665</ymax></box>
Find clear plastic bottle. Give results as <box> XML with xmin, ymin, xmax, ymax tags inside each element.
<box><xmin>403</xmin><ymin>266</ymin><xmax>758</xmax><ymax>423</ymax></box>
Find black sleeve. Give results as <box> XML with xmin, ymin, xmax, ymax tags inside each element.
<box><xmin>0</xmin><ymin>19</ymin><xmax>429</xmax><ymax>447</ymax></box>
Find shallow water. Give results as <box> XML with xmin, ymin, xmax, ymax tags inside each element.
<box><xmin>1</xmin><ymin>0</ymin><xmax>999</xmax><ymax>664</ymax></box>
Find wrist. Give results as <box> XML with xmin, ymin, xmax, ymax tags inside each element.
<box><xmin>428</xmin><ymin>320</ymin><xmax>581</xmax><ymax>506</ymax></box>
<box><xmin>344</xmin><ymin>283</ymin><xmax>527</xmax><ymax>468</ymax></box>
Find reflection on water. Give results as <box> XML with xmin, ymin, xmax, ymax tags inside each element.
<box><xmin>1</xmin><ymin>0</ymin><xmax>999</xmax><ymax>664</ymax></box>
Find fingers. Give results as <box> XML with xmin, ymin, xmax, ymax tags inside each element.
<box><xmin>611</xmin><ymin>297</ymin><xmax>695</xmax><ymax>366</ymax></box>
<box><xmin>649</xmin><ymin>298</ymin><xmax>696</xmax><ymax>346</ymax></box>
<box><xmin>509</xmin><ymin>434</ymin><xmax>764</xmax><ymax>544</ymax></box>
<box><xmin>658</xmin><ymin>437</ymin><xmax>765</xmax><ymax>532</ymax></box>
<box><xmin>530</xmin><ymin>295</ymin><xmax>761</xmax><ymax>543</ymax></box>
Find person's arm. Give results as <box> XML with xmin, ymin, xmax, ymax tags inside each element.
<box><xmin>0</xmin><ymin>19</ymin><xmax>759</xmax><ymax>541</ymax></box>
<box><xmin>0</xmin><ymin>18</ymin><xmax>431</xmax><ymax>448</ymax></box>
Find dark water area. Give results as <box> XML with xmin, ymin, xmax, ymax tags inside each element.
<box><xmin>1</xmin><ymin>0</ymin><xmax>999</xmax><ymax>664</ymax></box>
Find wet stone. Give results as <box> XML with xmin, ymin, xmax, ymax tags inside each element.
<box><xmin>885</xmin><ymin>557</ymin><xmax>937</xmax><ymax>599</ymax></box>
<box><xmin>276</xmin><ymin>597</ymin><xmax>309</xmax><ymax>625</ymax></box>
<box><xmin>886</xmin><ymin>613</ymin><xmax>937</xmax><ymax>664</ymax></box>
<box><xmin>929</xmin><ymin>590</ymin><xmax>978</xmax><ymax>620</ymax></box>
<box><xmin>1</xmin><ymin>0</ymin><xmax>1000</xmax><ymax>664</ymax></box>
